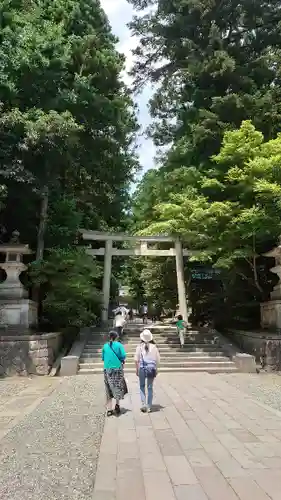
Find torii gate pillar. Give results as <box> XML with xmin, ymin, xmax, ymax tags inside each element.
<box><xmin>175</xmin><ymin>239</ymin><xmax>189</xmax><ymax>323</ymax></box>
<box><xmin>102</xmin><ymin>240</ymin><xmax>112</xmax><ymax>323</ymax></box>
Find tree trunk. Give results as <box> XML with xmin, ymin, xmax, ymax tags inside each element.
<box><xmin>36</xmin><ymin>187</ymin><xmax>49</xmax><ymax>261</ymax></box>
<box><xmin>252</xmin><ymin>234</ymin><xmax>264</xmax><ymax>296</ymax></box>
<box><xmin>33</xmin><ymin>187</ymin><xmax>49</xmax><ymax>306</ymax></box>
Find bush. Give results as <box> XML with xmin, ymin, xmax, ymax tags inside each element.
<box><xmin>30</xmin><ymin>247</ymin><xmax>101</xmax><ymax>329</ymax></box>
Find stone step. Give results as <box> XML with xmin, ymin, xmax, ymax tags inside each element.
<box><xmin>80</xmin><ymin>351</ymin><xmax>226</xmax><ymax>359</ymax></box>
<box><xmin>80</xmin><ymin>356</ymin><xmax>230</xmax><ymax>365</ymax></box>
<box><xmin>86</xmin><ymin>336</ymin><xmax>217</xmax><ymax>343</ymax></box>
<box><xmin>79</xmin><ymin>359</ymin><xmax>234</xmax><ymax>369</ymax></box>
<box><xmin>87</xmin><ymin>332</ymin><xmax>198</xmax><ymax>337</ymax></box>
<box><xmin>79</xmin><ymin>326</ymin><xmax>235</xmax><ymax>374</ymax></box>
<box><xmin>79</xmin><ymin>365</ymin><xmax>238</xmax><ymax>374</ymax></box>
<box><xmin>82</xmin><ymin>339</ymin><xmax>220</xmax><ymax>350</ymax></box>
<box><xmin>88</xmin><ymin>333</ymin><xmax>209</xmax><ymax>341</ymax></box>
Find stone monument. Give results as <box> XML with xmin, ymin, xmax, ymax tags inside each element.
<box><xmin>261</xmin><ymin>238</ymin><xmax>281</xmax><ymax>330</ymax></box>
<box><xmin>0</xmin><ymin>231</ymin><xmax>37</xmax><ymax>328</ymax></box>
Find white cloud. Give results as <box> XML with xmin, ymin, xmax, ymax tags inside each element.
<box><xmin>100</xmin><ymin>0</ymin><xmax>157</xmax><ymax>176</ymax></box>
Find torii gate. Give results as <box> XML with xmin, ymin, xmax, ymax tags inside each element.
<box><xmin>81</xmin><ymin>230</ymin><xmax>192</xmax><ymax>323</ymax></box>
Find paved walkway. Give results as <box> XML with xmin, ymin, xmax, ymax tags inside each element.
<box><xmin>95</xmin><ymin>373</ymin><xmax>281</xmax><ymax>500</ymax></box>
<box><xmin>2</xmin><ymin>374</ymin><xmax>281</xmax><ymax>499</ymax></box>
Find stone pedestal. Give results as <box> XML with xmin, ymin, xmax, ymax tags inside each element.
<box><xmin>261</xmin><ymin>244</ymin><xmax>281</xmax><ymax>331</ymax></box>
<box><xmin>261</xmin><ymin>300</ymin><xmax>281</xmax><ymax>330</ymax></box>
<box><xmin>0</xmin><ymin>299</ymin><xmax>37</xmax><ymax>328</ymax></box>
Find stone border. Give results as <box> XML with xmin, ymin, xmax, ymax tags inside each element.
<box><xmin>60</xmin><ymin>327</ymin><xmax>89</xmax><ymax>376</ymax></box>
<box><xmin>0</xmin><ymin>331</ymin><xmax>63</xmax><ymax>376</ymax></box>
<box><xmin>228</xmin><ymin>328</ymin><xmax>281</xmax><ymax>370</ymax></box>
<box><xmin>0</xmin><ymin>331</ymin><xmax>61</xmax><ymax>341</ymax></box>
<box><xmin>214</xmin><ymin>330</ymin><xmax>257</xmax><ymax>373</ymax></box>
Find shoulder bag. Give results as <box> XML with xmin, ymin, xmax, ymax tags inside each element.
<box><xmin>109</xmin><ymin>343</ymin><xmax>128</xmax><ymax>395</ymax></box>
<box><xmin>140</xmin><ymin>347</ymin><xmax>157</xmax><ymax>379</ymax></box>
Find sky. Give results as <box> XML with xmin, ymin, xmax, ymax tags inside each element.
<box><xmin>100</xmin><ymin>0</ymin><xmax>156</xmax><ymax>180</ymax></box>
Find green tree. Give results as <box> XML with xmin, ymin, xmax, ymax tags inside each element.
<box><xmin>129</xmin><ymin>0</ymin><xmax>281</xmax><ymax>168</ymax></box>
<box><xmin>0</xmin><ymin>108</ymin><xmax>82</xmax><ymax>258</ymax></box>
<box><xmin>30</xmin><ymin>247</ymin><xmax>101</xmax><ymax>328</ymax></box>
<box><xmin>0</xmin><ymin>0</ymin><xmax>138</xmax><ymax>251</ymax></box>
<box><xmin>0</xmin><ymin>0</ymin><xmax>139</xmax><ymax>328</ymax></box>
<box><xmin>137</xmin><ymin>121</ymin><xmax>281</xmax><ymax>325</ymax></box>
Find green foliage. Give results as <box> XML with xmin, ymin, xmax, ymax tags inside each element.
<box><xmin>129</xmin><ymin>0</ymin><xmax>281</xmax><ymax>167</ymax></box>
<box><xmin>0</xmin><ymin>0</ymin><xmax>138</xmax><ymax>231</ymax></box>
<box><xmin>30</xmin><ymin>247</ymin><xmax>101</xmax><ymax>329</ymax></box>
<box><xmin>0</xmin><ymin>108</ymin><xmax>82</xmax><ymax>187</ymax></box>
<box><xmin>128</xmin><ymin>0</ymin><xmax>281</xmax><ymax>327</ymax></box>
<box><xmin>140</xmin><ymin>257</ymin><xmax>178</xmax><ymax>309</ymax></box>
<box><xmin>131</xmin><ymin>122</ymin><xmax>280</xmax><ymax>326</ymax></box>
<box><xmin>0</xmin><ymin>0</ymin><xmax>139</xmax><ymax>328</ymax></box>
<box><xmin>46</xmin><ymin>196</ymin><xmax>82</xmax><ymax>248</ymax></box>
<box><xmin>141</xmin><ymin>122</ymin><xmax>281</xmax><ymax>268</ymax></box>
<box><xmin>123</xmin><ymin>257</ymin><xmax>146</xmax><ymax>304</ymax></box>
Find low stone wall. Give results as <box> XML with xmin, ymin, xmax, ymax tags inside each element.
<box><xmin>229</xmin><ymin>329</ymin><xmax>281</xmax><ymax>371</ymax></box>
<box><xmin>0</xmin><ymin>331</ymin><xmax>63</xmax><ymax>376</ymax></box>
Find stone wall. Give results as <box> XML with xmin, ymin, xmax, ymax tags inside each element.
<box><xmin>0</xmin><ymin>331</ymin><xmax>63</xmax><ymax>376</ymax></box>
<box><xmin>229</xmin><ymin>329</ymin><xmax>281</xmax><ymax>371</ymax></box>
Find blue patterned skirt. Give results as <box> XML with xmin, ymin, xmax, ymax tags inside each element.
<box><xmin>104</xmin><ymin>368</ymin><xmax>127</xmax><ymax>401</ymax></box>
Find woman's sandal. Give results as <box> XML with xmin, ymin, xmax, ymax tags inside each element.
<box><xmin>107</xmin><ymin>410</ymin><xmax>114</xmax><ymax>417</ymax></box>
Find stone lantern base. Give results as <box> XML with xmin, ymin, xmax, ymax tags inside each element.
<box><xmin>0</xmin><ymin>299</ymin><xmax>38</xmax><ymax>328</ymax></box>
<box><xmin>261</xmin><ymin>299</ymin><xmax>281</xmax><ymax>331</ymax></box>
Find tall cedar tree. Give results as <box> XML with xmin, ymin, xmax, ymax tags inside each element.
<box><xmin>0</xmin><ymin>0</ymin><xmax>138</xmax><ymax>254</ymax></box>
<box><xmin>129</xmin><ymin>0</ymin><xmax>281</xmax><ymax>168</ymax></box>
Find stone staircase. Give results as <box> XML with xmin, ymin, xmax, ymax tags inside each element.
<box><xmin>78</xmin><ymin>323</ymin><xmax>238</xmax><ymax>374</ymax></box>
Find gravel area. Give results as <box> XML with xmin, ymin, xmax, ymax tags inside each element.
<box><xmin>0</xmin><ymin>375</ymin><xmax>105</xmax><ymax>500</ymax></box>
<box><xmin>222</xmin><ymin>372</ymin><xmax>281</xmax><ymax>413</ymax></box>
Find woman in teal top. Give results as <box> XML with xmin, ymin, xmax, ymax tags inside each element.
<box><xmin>102</xmin><ymin>331</ymin><xmax>127</xmax><ymax>416</ymax></box>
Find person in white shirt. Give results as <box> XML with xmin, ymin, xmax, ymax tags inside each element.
<box><xmin>114</xmin><ymin>311</ymin><xmax>126</xmax><ymax>339</ymax></box>
<box><xmin>113</xmin><ymin>305</ymin><xmax>129</xmax><ymax>319</ymax></box>
<box><xmin>134</xmin><ymin>329</ymin><xmax>160</xmax><ymax>413</ymax></box>
<box><xmin>141</xmin><ymin>302</ymin><xmax>148</xmax><ymax>324</ymax></box>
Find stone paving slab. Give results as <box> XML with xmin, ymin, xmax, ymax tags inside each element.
<box><xmin>94</xmin><ymin>373</ymin><xmax>281</xmax><ymax>499</ymax></box>
<box><xmin>2</xmin><ymin>373</ymin><xmax>281</xmax><ymax>498</ymax></box>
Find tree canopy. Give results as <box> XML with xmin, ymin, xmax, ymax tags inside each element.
<box><xmin>0</xmin><ymin>0</ymin><xmax>139</xmax><ymax>328</ymax></box>
<box><xmin>129</xmin><ymin>0</ymin><xmax>281</xmax><ymax>166</ymax></box>
<box><xmin>129</xmin><ymin>121</ymin><xmax>280</xmax><ymax>325</ymax></box>
<box><xmin>126</xmin><ymin>0</ymin><xmax>281</xmax><ymax>327</ymax></box>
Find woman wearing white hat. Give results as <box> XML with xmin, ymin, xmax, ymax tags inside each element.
<box><xmin>134</xmin><ymin>329</ymin><xmax>160</xmax><ymax>412</ymax></box>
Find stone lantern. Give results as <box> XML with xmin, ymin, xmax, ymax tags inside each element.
<box><xmin>261</xmin><ymin>239</ymin><xmax>281</xmax><ymax>330</ymax></box>
<box><xmin>0</xmin><ymin>231</ymin><xmax>37</xmax><ymax>328</ymax></box>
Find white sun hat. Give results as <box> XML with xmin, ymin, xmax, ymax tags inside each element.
<box><xmin>140</xmin><ymin>329</ymin><xmax>153</xmax><ymax>343</ymax></box>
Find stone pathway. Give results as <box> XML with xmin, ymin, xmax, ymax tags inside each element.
<box><xmin>95</xmin><ymin>373</ymin><xmax>281</xmax><ymax>500</ymax></box>
<box><xmin>2</xmin><ymin>374</ymin><xmax>281</xmax><ymax>499</ymax></box>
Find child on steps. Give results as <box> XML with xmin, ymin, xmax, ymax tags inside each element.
<box><xmin>176</xmin><ymin>314</ymin><xmax>186</xmax><ymax>348</ymax></box>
